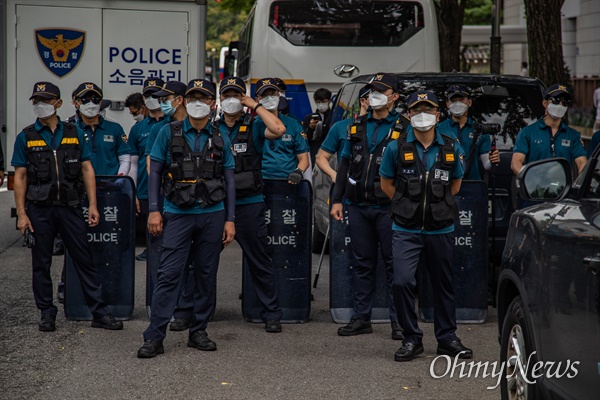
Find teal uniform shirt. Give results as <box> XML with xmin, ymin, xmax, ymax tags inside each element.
<box><xmin>256</xmin><ymin>113</ymin><xmax>309</xmax><ymax>179</ymax></box>
<box><xmin>218</xmin><ymin>114</ymin><xmax>264</xmax><ymax>205</ymax></box>
<box><xmin>12</xmin><ymin>118</ymin><xmax>92</xmax><ymax>167</ymax></box>
<box><xmin>150</xmin><ymin>116</ymin><xmax>234</xmax><ymax>214</ymax></box>
<box><xmin>128</xmin><ymin>115</ymin><xmax>165</xmax><ymax>199</ymax></box>
<box><xmin>77</xmin><ymin>117</ymin><xmax>130</xmax><ymax>175</ymax></box>
<box><xmin>144</xmin><ymin>115</ymin><xmax>172</xmax><ymax>157</ymax></box>
<box><xmin>587</xmin><ymin>130</ymin><xmax>600</xmax><ymax>157</ymax></box>
<box><xmin>379</xmin><ymin>128</ymin><xmax>464</xmax><ymax>235</ymax></box>
<box><xmin>320</xmin><ymin>118</ymin><xmax>351</xmax><ymax>161</ymax></box>
<box><xmin>513</xmin><ymin>119</ymin><xmax>586</xmax><ymax>164</ymax></box>
<box><xmin>437</xmin><ymin>117</ymin><xmax>490</xmax><ymax>180</ymax></box>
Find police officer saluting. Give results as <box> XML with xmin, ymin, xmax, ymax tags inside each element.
<box><xmin>138</xmin><ymin>79</ymin><xmax>236</xmax><ymax>358</ymax></box>
<box><xmin>380</xmin><ymin>90</ymin><xmax>472</xmax><ymax>361</ymax></box>
<box><xmin>218</xmin><ymin>76</ymin><xmax>286</xmax><ymax>332</ymax></box>
<box><xmin>11</xmin><ymin>81</ymin><xmax>123</xmax><ymax>332</ymax></box>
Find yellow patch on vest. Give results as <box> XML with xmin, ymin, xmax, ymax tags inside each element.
<box><xmin>350</xmin><ymin>126</ymin><xmax>357</xmax><ymax>134</ymax></box>
<box><xmin>391</xmin><ymin>131</ymin><xmax>400</xmax><ymax>140</ymax></box>
<box><xmin>239</xmin><ymin>126</ymin><xmax>247</xmax><ymax>132</ymax></box>
<box><xmin>27</xmin><ymin>140</ymin><xmax>46</xmax><ymax>148</ymax></box>
<box><xmin>61</xmin><ymin>137</ymin><xmax>79</xmax><ymax>145</ymax></box>
<box><xmin>404</xmin><ymin>152</ymin><xmax>414</xmax><ymax>161</ymax></box>
<box><xmin>445</xmin><ymin>153</ymin><xmax>455</xmax><ymax>162</ymax></box>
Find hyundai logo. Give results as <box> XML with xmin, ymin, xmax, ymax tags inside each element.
<box><xmin>334</xmin><ymin>64</ymin><xmax>359</xmax><ymax>78</ymax></box>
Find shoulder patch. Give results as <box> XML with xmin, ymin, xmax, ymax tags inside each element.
<box><xmin>301</xmin><ymin>132</ymin><xmax>308</xmax><ymax>140</ymax></box>
<box><xmin>121</xmin><ymin>133</ymin><xmax>128</xmax><ymax>144</ymax></box>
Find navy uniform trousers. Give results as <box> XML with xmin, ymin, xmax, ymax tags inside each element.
<box><xmin>144</xmin><ymin>211</ymin><xmax>224</xmax><ymax>341</ymax></box>
<box><xmin>347</xmin><ymin>204</ymin><xmax>397</xmax><ymax>322</ymax></box>
<box><xmin>392</xmin><ymin>231</ymin><xmax>457</xmax><ymax>345</ymax></box>
<box><xmin>28</xmin><ymin>203</ymin><xmax>109</xmax><ymax>318</ymax></box>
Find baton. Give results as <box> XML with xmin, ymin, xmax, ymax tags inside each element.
<box><xmin>313</xmin><ymin>223</ymin><xmax>331</xmax><ymax>288</ymax></box>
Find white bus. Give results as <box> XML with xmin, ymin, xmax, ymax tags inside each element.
<box><xmin>230</xmin><ymin>0</ymin><xmax>439</xmax><ymax>119</ymax></box>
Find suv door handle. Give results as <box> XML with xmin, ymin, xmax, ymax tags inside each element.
<box><xmin>583</xmin><ymin>256</ymin><xmax>600</xmax><ymax>274</ymax></box>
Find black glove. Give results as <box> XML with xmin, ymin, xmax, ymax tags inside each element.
<box><xmin>22</xmin><ymin>228</ymin><xmax>35</xmax><ymax>248</ymax></box>
<box><xmin>288</xmin><ymin>168</ymin><xmax>303</xmax><ymax>184</ymax></box>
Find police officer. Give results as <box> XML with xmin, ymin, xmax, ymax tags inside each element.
<box><xmin>379</xmin><ymin>90</ymin><xmax>472</xmax><ymax>362</ymax></box>
<box><xmin>73</xmin><ymin>82</ymin><xmax>131</xmax><ymax>176</ymax></box>
<box><xmin>437</xmin><ymin>84</ymin><xmax>500</xmax><ymax>180</ymax></box>
<box><xmin>254</xmin><ymin>78</ymin><xmax>310</xmax><ymax>183</ymax></box>
<box><xmin>330</xmin><ymin>73</ymin><xmax>403</xmax><ymax>340</ymax></box>
<box><xmin>11</xmin><ymin>81</ymin><xmax>123</xmax><ymax>332</ymax></box>
<box><xmin>511</xmin><ymin>84</ymin><xmax>587</xmax><ymax>175</ymax></box>
<box><xmin>138</xmin><ymin>79</ymin><xmax>236</xmax><ymax>358</ymax></box>
<box><xmin>126</xmin><ymin>78</ymin><xmax>165</xmax><ymax>261</ymax></box>
<box><xmin>218</xmin><ymin>76</ymin><xmax>286</xmax><ymax>332</ymax></box>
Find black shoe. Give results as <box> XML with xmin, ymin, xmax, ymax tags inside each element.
<box><xmin>137</xmin><ymin>339</ymin><xmax>164</xmax><ymax>358</ymax></box>
<box><xmin>337</xmin><ymin>318</ymin><xmax>373</xmax><ymax>336</ymax></box>
<box><xmin>91</xmin><ymin>314</ymin><xmax>123</xmax><ymax>330</ymax></box>
<box><xmin>39</xmin><ymin>314</ymin><xmax>56</xmax><ymax>332</ymax></box>
<box><xmin>169</xmin><ymin>318</ymin><xmax>192</xmax><ymax>331</ymax></box>
<box><xmin>394</xmin><ymin>341</ymin><xmax>424</xmax><ymax>362</ymax></box>
<box><xmin>391</xmin><ymin>321</ymin><xmax>404</xmax><ymax>341</ymax></box>
<box><xmin>135</xmin><ymin>249</ymin><xmax>147</xmax><ymax>261</ymax></box>
<box><xmin>437</xmin><ymin>339</ymin><xmax>473</xmax><ymax>359</ymax></box>
<box><xmin>52</xmin><ymin>239</ymin><xmax>64</xmax><ymax>256</ymax></box>
<box><xmin>265</xmin><ymin>320</ymin><xmax>282</xmax><ymax>333</ymax></box>
<box><xmin>187</xmin><ymin>331</ymin><xmax>217</xmax><ymax>351</ymax></box>
<box><xmin>57</xmin><ymin>288</ymin><xmax>65</xmax><ymax>304</ymax></box>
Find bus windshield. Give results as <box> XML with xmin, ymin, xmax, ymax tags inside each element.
<box><xmin>269</xmin><ymin>0</ymin><xmax>425</xmax><ymax>47</ymax></box>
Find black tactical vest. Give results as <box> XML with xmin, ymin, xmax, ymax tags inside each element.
<box><xmin>162</xmin><ymin>121</ymin><xmax>226</xmax><ymax>208</ymax></box>
<box><xmin>345</xmin><ymin>114</ymin><xmax>405</xmax><ymax>206</ymax></box>
<box><xmin>389</xmin><ymin>132</ymin><xmax>457</xmax><ymax>231</ymax></box>
<box><xmin>216</xmin><ymin>114</ymin><xmax>263</xmax><ymax>199</ymax></box>
<box><xmin>25</xmin><ymin>123</ymin><xmax>85</xmax><ymax>207</ymax></box>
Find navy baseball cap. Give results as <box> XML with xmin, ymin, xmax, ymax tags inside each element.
<box><xmin>186</xmin><ymin>79</ymin><xmax>216</xmax><ymax>98</ymax></box>
<box><xmin>74</xmin><ymin>82</ymin><xmax>103</xmax><ymax>99</ymax></box>
<box><xmin>29</xmin><ymin>81</ymin><xmax>60</xmax><ymax>100</ymax></box>
<box><xmin>152</xmin><ymin>81</ymin><xmax>187</xmax><ymax>98</ymax></box>
<box><xmin>274</xmin><ymin>78</ymin><xmax>287</xmax><ymax>91</ymax></box>
<box><xmin>544</xmin><ymin>84</ymin><xmax>571</xmax><ymax>100</ymax></box>
<box><xmin>142</xmin><ymin>78</ymin><xmax>165</xmax><ymax>97</ymax></box>
<box><xmin>407</xmin><ymin>90</ymin><xmax>439</xmax><ymax>109</ymax></box>
<box><xmin>359</xmin><ymin>85</ymin><xmax>371</xmax><ymax>99</ymax></box>
<box><xmin>367</xmin><ymin>73</ymin><xmax>397</xmax><ymax>92</ymax></box>
<box><xmin>445</xmin><ymin>84</ymin><xmax>472</xmax><ymax>99</ymax></box>
<box><xmin>255</xmin><ymin>78</ymin><xmax>280</xmax><ymax>96</ymax></box>
<box><xmin>219</xmin><ymin>77</ymin><xmax>246</xmax><ymax>94</ymax></box>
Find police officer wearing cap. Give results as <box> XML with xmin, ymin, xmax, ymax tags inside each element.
<box><xmin>126</xmin><ymin>78</ymin><xmax>165</xmax><ymax>261</ymax></box>
<box><xmin>137</xmin><ymin>79</ymin><xmax>236</xmax><ymax>358</ymax></box>
<box><xmin>511</xmin><ymin>84</ymin><xmax>587</xmax><ymax>176</ymax></box>
<box><xmin>330</xmin><ymin>73</ymin><xmax>403</xmax><ymax>340</ymax></box>
<box><xmin>11</xmin><ymin>81</ymin><xmax>123</xmax><ymax>332</ymax></box>
<box><xmin>254</xmin><ymin>78</ymin><xmax>310</xmax><ymax>184</ymax></box>
<box><xmin>438</xmin><ymin>84</ymin><xmax>500</xmax><ymax>180</ymax></box>
<box><xmin>218</xmin><ymin>76</ymin><xmax>286</xmax><ymax>332</ymax></box>
<box><xmin>73</xmin><ymin>82</ymin><xmax>131</xmax><ymax>176</ymax></box>
<box><xmin>380</xmin><ymin>90</ymin><xmax>472</xmax><ymax>362</ymax></box>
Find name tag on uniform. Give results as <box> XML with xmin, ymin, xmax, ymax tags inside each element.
<box><xmin>104</xmin><ymin>135</ymin><xmax>114</xmax><ymax>142</ymax></box>
<box><xmin>233</xmin><ymin>143</ymin><xmax>247</xmax><ymax>153</ymax></box>
<box><xmin>434</xmin><ymin>169</ymin><xmax>449</xmax><ymax>181</ymax></box>
<box><xmin>401</xmin><ymin>168</ymin><xmax>416</xmax><ymax>175</ymax></box>
<box><xmin>561</xmin><ymin>139</ymin><xmax>570</xmax><ymax>147</ymax></box>
<box><xmin>469</xmin><ymin>132</ymin><xmax>474</xmax><ymax>138</ymax></box>
<box><xmin>282</xmin><ymin>134</ymin><xmax>292</xmax><ymax>142</ymax></box>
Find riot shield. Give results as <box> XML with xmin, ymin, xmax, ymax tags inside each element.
<box><xmin>419</xmin><ymin>180</ymin><xmax>489</xmax><ymax>323</ymax></box>
<box><xmin>65</xmin><ymin>176</ymin><xmax>135</xmax><ymax>320</ymax></box>
<box><xmin>242</xmin><ymin>179</ymin><xmax>312</xmax><ymax>323</ymax></box>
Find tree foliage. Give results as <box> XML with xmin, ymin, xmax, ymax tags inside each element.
<box><xmin>464</xmin><ymin>0</ymin><xmax>493</xmax><ymax>25</ymax></box>
<box><xmin>206</xmin><ymin>0</ymin><xmax>255</xmax><ymax>51</ymax></box>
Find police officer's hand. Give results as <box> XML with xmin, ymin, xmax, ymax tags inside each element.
<box><xmin>241</xmin><ymin>95</ymin><xmax>259</xmax><ymax>111</ymax></box>
<box><xmin>222</xmin><ymin>221</ymin><xmax>235</xmax><ymax>246</ymax></box>
<box><xmin>330</xmin><ymin>203</ymin><xmax>344</xmax><ymax>221</ymax></box>
<box><xmin>288</xmin><ymin>168</ymin><xmax>303</xmax><ymax>184</ymax></box>
<box><xmin>309</xmin><ymin>119</ymin><xmax>318</xmax><ymax>130</ymax></box>
<box><xmin>17</xmin><ymin>213</ymin><xmax>33</xmax><ymax>235</ymax></box>
<box><xmin>88</xmin><ymin>205</ymin><xmax>100</xmax><ymax>227</ymax></box>
<box><xmin>489</xmin><ymin>149</ymin><xmax>500</xmax><ymax>165</ymax></box>
<box><xmin>148</xmin><ymin>211</ymin><xmax>163</xmax><ymax>236</ymax></box>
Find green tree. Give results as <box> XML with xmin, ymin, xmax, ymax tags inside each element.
<box><xmin>206</xmin><ymin>0</ymin><xmax>252</xmax><ymax>51</ymax></box>
<box><xmin>464</xmin><ymin>0</ymin><xmax>493</xmax><ymax>25</ymax></box>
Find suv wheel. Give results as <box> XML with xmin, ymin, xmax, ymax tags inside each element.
<box><xmin>500</xmin><ymin>297</ymin><xmax>537</xmax><ymax>400</ymax></box>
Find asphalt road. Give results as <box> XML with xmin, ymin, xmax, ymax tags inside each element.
<box><xmin>0</xmin><ymin>189</ymin><xmax>502</xmax><ymax>400</ymax></box>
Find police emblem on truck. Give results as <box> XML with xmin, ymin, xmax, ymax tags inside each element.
<box><xmin>35</xmin><ymin>28</ymin><xmax>86</xmax><ymax>78</ymax></box>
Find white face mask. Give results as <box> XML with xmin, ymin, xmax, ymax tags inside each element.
<box><xmin>221</xmin><ymin>97</ymin><xmax>243</xmax><ymax>115</ymax></box>
<box><xmin>547</xmin><ymin>103</ymin><xmax>568</xmax><ymax>119</ymax></box>
<box><xmin>133</xmin><ymin>113</ymin><xmax>144</xmax><ymax>123</ymax></box>
<box><xmin>316</xmin><ymin>103</ymin><xmax>329</xmax><ymax>113</ymax></box>
<box><xmin>32</xmin><ymin>102</ymin><xmax>56</xmax><ymax>119</ymax></box>
<box><xmin>448</xmin><ymin>101</ymin><xmax>469</xmax><ymax>117</ymax></box>
<box><xmin>144</xmin><ymin>97</ymin><xmax>160</xmax><ymax>111</ymax></box>
<box><xmin>260</xmin><ymin>95</ymin><xmax>280</xmax><ymax>111</ymax></box>
<box><xmin>411</xmin><ymin>112</ymin><xmax>437</xmax><ymax>132</ymax></box>
<box><xmin>186</xmin><ymin>100</ymin><xmax>211</xmax><ymax>119</ymax></box>
<box><xmin>79</xmin><ymin>102</ymin><xmax>101</xmax><ymax>118</ymax></box>
<box><xmin>368</xmin><ymin>91</ymin><xmax>389</xmax><ymax>110</ymax></box>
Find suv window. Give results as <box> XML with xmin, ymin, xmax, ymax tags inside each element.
<box><xmin>330</xmin><ymin>83</ymin><xmax>362</xmax><ymax>124</ymax></box>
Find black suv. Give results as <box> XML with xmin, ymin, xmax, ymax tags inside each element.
<box><xmin>497</xmin><ymin>150</ymin><xmax>600</xmax><ymax>399</ymax></box>
<box><xmin>312</xmin><ymin>73</ymin><xmax>546</xmax><ymax>291</ymax></box>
